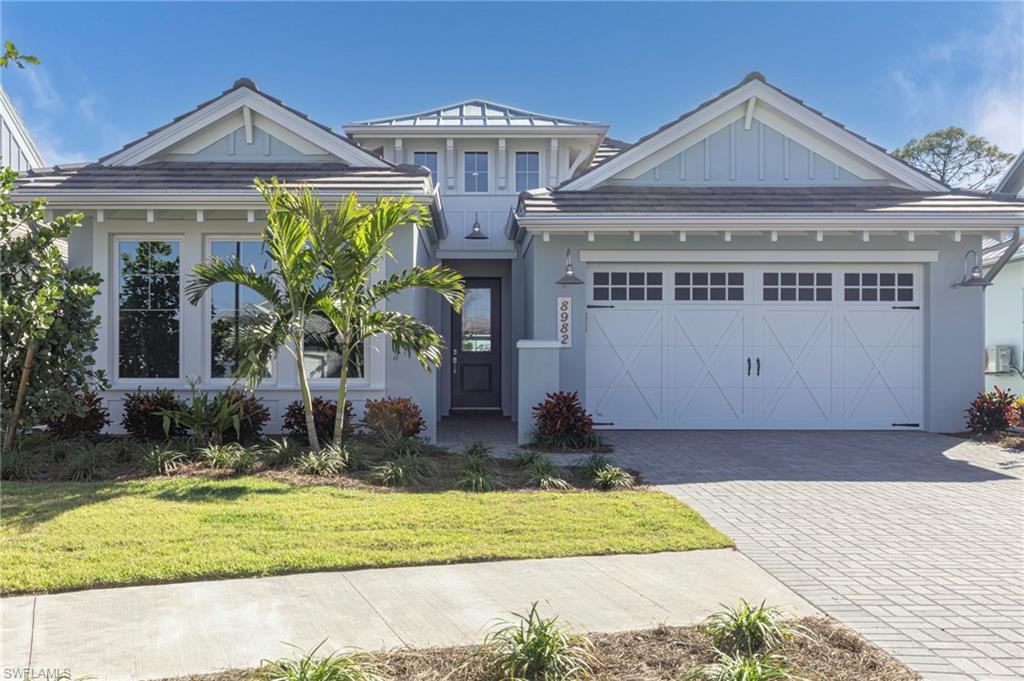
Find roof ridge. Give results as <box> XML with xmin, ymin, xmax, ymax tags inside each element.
<box><xmin>346</xmin><ymin>97</ymin><xmax>603</xmax><ymax>127</ymax></box>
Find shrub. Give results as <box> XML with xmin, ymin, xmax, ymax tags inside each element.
<box><xmin>295</xmin><ymin>445</ymin><xmax>352</xmax><ymax>477</ymax></box>
<box><xmin>363</xmin><ymin>396</ymin><xmax>425</xmax><ymax>441</ymax></box>
<box><xmin>1</xmin><ymin>447</ymin><xmax>32</xmax><ymax>480</ymax></box>
<box><xmin>198</xmin><ymin>442</ymin><xmax>258</xmax><ymax>474</ymax></box>
<box><xmin>139</xmin><ymin>444</ymin><xmax>186</xmax><ymax>476</ymax></box>
<box><xmin>512</xmin><ymin>449</ymin><xmax>544</xmax><ymax>467</ymax></box>
<box><xmin>45</xmin><ymin>390</ymin><xmax>110</xmax><ymax>439</ymax></box>
<box><xmin>457</xmin><ymin>464</ymin><xmax>498</xmax><ymax>492</ymax></box>
<box><xmin>578</xmin><ymin>453</ymin><xmax>610</xmax><ymax>478</ymax></box>
<box><xmin>521</xmin><ymin>454</ymin><xmax>572</xmax><ymax>491</ymax></box>
<box><xmin>591</xmin><ymin>465</ymin><xmax>635</xmax><ymax>490</ymax></box>
<box><xmin>486</xmin><ymin>602</ymin><xmax>596</xmax><ymax>681</ymax></box>
<box><xmin>464</xmin><ymin>440</ymin><xmax>492</xmax><ymax>461</ymax></box>
<box><xmin>532</xmin><ymin>391</ymin><xmax>601</xmax><ymax>450</ymax></box>
<box><xmin>966</xmin><ymin>387</ymin><xmax>1016</xmax><ymax>434</ymax></box>
<box><xmin>702</xmin><ymin>599</ymin><xmax>802</xmax><ymax>656</ymax></box>
<box><xmin>62</xmin><ymin>444</ymin><xmax>108</xmax><ymax>481</ymax></box>
<box><xmin>215</xmin><ymin>388</ymin><xmax>270</xmax><ymax>443</ymax></box>
<box><xmin>259</xmin><ymin>640</ymin><xmax>381</xmax><ymax>681</ymax></box>
<box><xmin>122</xmin><ymin>388</ymin><xmax>186</xmax><ymax>439</ymax></box>
<box><xmin>262</xmin><ymin>437</ymin><xmax>300</xmax><ymax>468</ymax></box>
<box><xmin>371</xmin><ymin>452</ymin><xmax>431</xmax><ymax>487</ymax></box>
<box><xmin>283</xmin><ymin>397</ymin><xmax>355</xmax><ymax>444</ymax></box>
<box><xmin>687</xmin><ymin>651</ymin><xmax>793</xmax><ymax>681</ymax></box>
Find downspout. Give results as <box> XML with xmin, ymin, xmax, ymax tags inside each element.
<box><xmin>982</xmin><ymin>226</ymin><xmax>1023</xmax><ymax>284</ymax></box>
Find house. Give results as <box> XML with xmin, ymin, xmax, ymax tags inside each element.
<box><xmin>984</xmin><ymin>150</ymin><xmax>1024</xmax><ymax>393</ymax></box>
<box><xmin>0</xmin><ymin>85</ymin><xmax>45</xmax><ymax>172</ymax></box>
<box><xmin>14</xmin><ymin>74</ymin><xmax>1024</xmax><ymax>440</ymax></box>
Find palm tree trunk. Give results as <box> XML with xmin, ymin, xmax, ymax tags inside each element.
<box><xmin>292</xmin><ymin>333</ymin><xmax>320</xmax><ymax>452</ymax></box>
<box><xmin>333</xmin><ymin>341</ymin><xmax>350</xmax><ymax>447</ymax></box>
<box><xmin>3</xmin><ymin>344</ymin><xmax>36</xmax><ymax>451</ymax></box>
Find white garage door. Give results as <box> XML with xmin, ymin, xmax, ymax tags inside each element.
<box><xmin>585</xmin><ymin>264</ymin><xmax>922</xmax><ymax>430</ymax></box>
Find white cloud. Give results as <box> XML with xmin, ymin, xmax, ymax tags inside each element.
<box><xmin>22</xmin><ymin>67</ymin><xmax>60</xmax><ymax>111</ymax></box>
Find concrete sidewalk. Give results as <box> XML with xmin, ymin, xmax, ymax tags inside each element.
<box><xmin>2</xmin><ymin>550</ymin><xmax>813</xmax><ymax>681</ymax></box>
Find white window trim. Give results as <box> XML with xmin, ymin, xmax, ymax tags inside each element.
<box><xmin>112</xmin><ymin>234</ymin><xmax>185</xmax><ymax>386</ymax></box>
<box><xmin>514</xmin><ymin>150</ymin><xmax>541</xmax><ymax>193</ymax></box>
<box><xmin>412</xmin><ymin>150</ymin><xmax>439</xmax><ymax>185</ymax></box>
<box><xmin>202</xmin><ymin>235</ymin><xmax>278</xmax><ymax>385</ymax></box>
<box><xmin>463</xmin><ymin>150</ymin><xmax>490</xmax><ymax>193</ymax></box>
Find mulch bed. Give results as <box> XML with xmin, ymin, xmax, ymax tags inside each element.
<box><xmin>161</xmin><ymin>617</ymin><xmax>918</xmax><ymax>681</ymax></box>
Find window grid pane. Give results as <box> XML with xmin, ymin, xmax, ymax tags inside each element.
<box><xmin>515</xmin><ymin>152</ymin><xmax>541</xmax><ymax>192</ymax></box>
<box><xmin>465</xmin><ymin>151</ymin><xmax>488</xmax><ymax>192</ymax></box>
<box><xmin>210</xmin><ymin>240</ymin><xmax>272</xmax><ymax>378</ymax></box>
<box><xmin>674</xmin><ymin>271</ymin><xmax>744</xmax><ymax>302</ymax></box>
<box><xmin>593</xmin><ymin>271</ymin><xmax>663</xmax><ymax>301</ymax></box>
<box><xmin>413</xmin><ymin>151</ymin><xmax>438</xmax><ymax>185</ymax></box>
<box><xmin>844</xmin><ymin>272</ymin><xmax>914</xmax><ymax>302</ymax></box>
<box><xmin>118</xmin><ymin>240</ymin><xmax>180</xmax><ymax>378</ymax></box>
<box><xmin>762</xmin><ymin>272</ymin><xmax>831</xmax><ymax>302</ymax></box>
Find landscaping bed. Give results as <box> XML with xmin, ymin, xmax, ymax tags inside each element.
<box><xmin>160</xmin><ymin>616</ymin><xmax>917</xmax><ymax>681</ymax></box>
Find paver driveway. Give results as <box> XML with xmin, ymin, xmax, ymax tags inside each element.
<box><xmin>601</xmin><ymin>430</ymin><xmax>1024</xmax><ymax>681</ymax></box>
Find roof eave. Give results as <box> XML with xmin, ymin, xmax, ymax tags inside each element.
<box><xmin>343</xmin><ymin>125</ymin><xmax>609</xmax><ymax>139</ymax></box>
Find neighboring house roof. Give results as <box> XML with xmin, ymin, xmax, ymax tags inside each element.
<box><xmin>561</xmin><ymin>72</ymin><xmax>947</xmax><ymax>193</ymax></box>
<box><xmin>519</xmin><ymin>186</ymin><xmax>1024</xmax><ymax>215</ymax></box>
<box><xmin>15</xmin><ymin>161</ymin><xmax>432</xmax><ymax>194</ymax></box>
<box><xmin>0</xmin><ymin>86</ymin><xmax>45</xmax><ymax>170</ymax></box>
<box><xmin>345</xmin><ymin>99</ymin><xmax>602</xmax><ymax>128</ymax></box>
<box><xmin>587</xmin><ymin>137</ymin><xmax>629</xmax><ymax>169</ymax></box>
<box><xmin>995</xmin><ymin>150</ymin><xmax>1024</xmax><ymax>197</ymax></box>
<box><xmin>100</xmin><ymin>78</ymin><xmax>388</xmax><ymax>168</ymax></box>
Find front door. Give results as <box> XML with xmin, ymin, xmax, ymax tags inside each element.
<box><xmin>451</xmin><ymin>278</ymin><xmax>501</xmax><ymax>410</ymax></box>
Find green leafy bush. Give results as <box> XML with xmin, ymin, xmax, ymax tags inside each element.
<box><xmin>687</xmin><ymin>651</ymin><xmax>793</xmax><ymax>681</ymax></box>
<box><xmin>531</xmin><ymin>391</ymin><xmax>601</xmax><ymax>450</ymax></box>
<box><xmin>578</xmin><ymin>453</ymin><xmax>611</xmax><ymax>478</ymax></box>
<box><xmin>198</xmin><ymin>442</ymin><xmax>258</xmax><ymax>474</ymax></box>
<box><xmin>456</xmin><ymin>465</ymin><xmax>498</xmax><ymax>492</ymax></box>
<box><xmin>0</xmin><ymin>446</ymin><xmax>32</xmax><ymax>480</ymax></box>
<box><xmin>261</xmin><ymin>437</ymin><xmax>300</xmax><ymax>467</ymax></box>
<box><xmin>295</xmin><ymin>445</ymin><xmax>351</xmax><ymax>477</ymax></box>
<box><xmin>363</xmin><ymin>396</ymin><xmax>425</xmax><ymax>441</ymax></box>
<box><xmin>44</xmin><ymin>389</ymin><xmax>110</xmax><ymax>439</ymax></box>
<box><xmin>486</xmin><ymin>602</ymin><xmax>596</xmax><ymax>681</ymax></box>
<box><xmin>216</xmin><ymin>387</ymin><xmax>270</xmax><ymax>443</ymax></box>
<box><xmin>702</xmin><ymin>599</ymin><xmax>802</xmax><ymax>656</ymax></box>
<box><xmin>283</xmin><ymin>397</ymin><xmax>354</xmax><ymax>444</ymax></box>
<box><xmin>520</xmin><ymin>454</ymin><xmax>572</xmax><ymax>490</ymax></box>
<box><xmin>122</xmin><ymin>388</ymin><xmax>186</xmax><ymax>439</ymax></box>
<box><xmin>259</xmin><ymin>640</ymin><xmax>381</xmax><ymax>681</ymax></box>
<box><xmin>371</xmin><ymin>452</ymin><xmax>431</xmax><ymax>487</ymax></box>
<box><xmin>62</xmin><ymin>444</ymin><xmax>108</xmax><ymax>481</ymax></box>
<box><xmin>139</xmin><ymin>444</ymin><xmax>186</xmax><ymax>476</ymax></box>
<box><xmin>590</xmin><ymin>465</ymin><xmax>635</xmax><ymax>490</ymax></box>
<box><xmin>965</xmin><ymin>387</ymin><xmax>1015</xmax><ymax>434</ymax></box>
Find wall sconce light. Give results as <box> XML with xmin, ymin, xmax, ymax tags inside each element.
<box><xmin>556</xmin><ymin>249</ymin><xmax>584</xmax><ymax>286</ymax></box>
<box><xmin>951</xmin><ymin>249</ymin><xmax>989</xmax><ymax>288</ymax></box>
<box><xmin>465</xmin><ymin>212</ymin><xmax>488</xmax><ymax>240</ymax></box>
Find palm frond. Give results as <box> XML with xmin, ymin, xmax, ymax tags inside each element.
<box><xmin>365</xmin><ymin>265</ymin><xmax>464</xmax><ymax>310</ymax></box>
<box><xmin>186</xmin><ymin>257</ymin><xmax>284</xmax><ymax>309</ymax></box>
<box><xmin>360</xmin><ymin>310</ymin><xmax>445</xmax><ymax>370</ymax></box>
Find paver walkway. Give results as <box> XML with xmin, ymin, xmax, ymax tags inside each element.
<box><xmin>1</xmin><ymin>550</ymin><xmax>813</xmax><ymax>681</ymax></box>
<box><xmin>590</xmin><ymin>430</ymin><xmax>1024</xmax><ymax>681</ymax></box>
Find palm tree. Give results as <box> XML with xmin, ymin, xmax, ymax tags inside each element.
<box><xmin>186</xmin><ymin>179</ymin><xmax>332</xmax><ymax>451</ymax></box>
<box><xmin>310</xmin><ymin>193</ymin><xmax>464</xmax><ymax>445</ymax></box>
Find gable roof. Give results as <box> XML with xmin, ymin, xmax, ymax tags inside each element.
<box><xmin>0</xmin><ymin>86</ymin><xmax>44</xmax><ymax>169</ymax></box>
<box><xmin>561</xmin><ymin>72</ymin><xmax>947</xmax><ymax>193</ymax></box>
<box><xmin>101</xmin><ymin>78</ymin><xmax>388</xmax><ymax>168</ymax></box>
<box><xmin>995</xmin><ymin>150</ymin><xmax>1024</xmax><ymax>197</ymax></box>
<box><xmin>345</xmin><ymin>98</ymin><xmax>602</xmax><ymax>129</ymax></box>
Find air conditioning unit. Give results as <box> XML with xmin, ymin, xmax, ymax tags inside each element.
<box><xmin>985</xmin><ymin>345</ymin><xmax>1013</xmax><ymax>373</ymax></box>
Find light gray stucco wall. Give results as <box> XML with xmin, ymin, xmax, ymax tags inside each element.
<box><xmin>67</xmin><ymin>218</ymin><xmax>93</xmax><ymax>269</ymax></box>
<box><xmin>525</xmin><ymin>232</ymin><xmax>985</xmax><ymax>433</ymax></box>
<box><xmin>609</xmin><ymin>119</ymin><xmax>878</xmax><ymax>187</ymax></box>
<box><xmin>985</xmin><ymin>259</ymin><xmax>1024</xmax><ymax>394</ymax></box>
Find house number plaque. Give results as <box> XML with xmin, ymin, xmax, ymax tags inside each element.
<box><xmin>557</xmin><ymin>297</ymin><xmax>572</xmax><ymax>347</ymax></box>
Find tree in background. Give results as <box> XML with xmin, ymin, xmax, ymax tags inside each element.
<box><xmin>893</xmin><ymin>127</ymin><xmax>1015</xmax><ymax>190</ymax></box>
<box><xmin>1</xmin><ymin>44</ymin><xmax>105</xmax><ymax>449</ymax></box>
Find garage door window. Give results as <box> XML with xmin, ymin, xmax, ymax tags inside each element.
<box><xmin>593</xmin><ymin>271</ymin><xmax>663</xmax><ymax>301</ymax></box>
<box><xmin>844</xmin><ymin>272</ymin><xmax>913</xmax><ymax>302</ymax></box>
<box><xmin>674</xmin><ymin>272</ymin><xmax>744</xmax><ymax>301</ymax></box>
<box><xmin>763</xmin><ymin>272</ymin><xmax>831</xmax><ymax>302</ymax></box>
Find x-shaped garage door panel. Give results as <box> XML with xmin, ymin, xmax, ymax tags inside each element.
<box><xmin>668</xmin><ymin>309</ymin><xmax>748</xmax><ymax>427</ymax></box>
<box><xmin>586</xmin><ymin>309</ymin><xmax>664</xmax><ymax>425</ymax></box>
<box><xmin>758</xmin><ymin>309</ymin><xmax>834</xmax><ymax>426</ymax></box>
<box><xmin>840</xmin><ymin>309</ymin><xmax>921</xmax><ymax>426</ymax></box>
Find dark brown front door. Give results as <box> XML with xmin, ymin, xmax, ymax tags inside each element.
<box><xmin>451</xmin><ymin>278</ymin><xmax>501</xmax><ymax>410</ymax></box>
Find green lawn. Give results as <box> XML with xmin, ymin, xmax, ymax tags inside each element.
<box><xmin>0</xmin><ymin>477</ymin><xmax>731</xmax><ymax>595</ymax></box>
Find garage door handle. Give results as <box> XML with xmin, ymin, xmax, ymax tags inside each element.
<box><xmin>756</xmin><ymin>357</ymin><xmax>761</xmax><ymax>376</ymax></box>
<box><xmin>747</xmin><ymin>358</ymin><xmax>751</xmax><ymax>376</ymax></box>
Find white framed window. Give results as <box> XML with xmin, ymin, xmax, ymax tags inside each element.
<box><xmin>464</xmin><ymin>151</ymin><xmax>488</xmax><ymax>193</ymax></box>
<box><xmin>207</xmin><ymin>238</ymin><xmax>273</xmax><ymax>380</ymax></box>
<box><xmin>592</xmin><ymin>271</ymin><xmax>664</xmax><ymax>301</ymax></box>
<box><xmin>305</xmin><ymin>273</ymin><xmax>366</xmax><ymax>384</ymax></box>
<box><xmin>116</xmin><ymin>238</ymin><xmax>182</xmax><ymax>380</ymax></box>
<box><xmin>844</xmin><ymin>272</ymin><xmax>914</xmax><ymax>302</ymax></box>
<box><xmin>763</xmin><ymin>272</ymin><xmax>831</xmax><ymax>302</ymax></box>
<box><xmin>676</xmin><ymin>271</ymin><xmax>745</xmax><ymax>301</ymax></box>
<box><xmin>412</xmin><ymin>151</ymin><xmax>438</xmax><ymax>185</ymax></box>
<box><xmin>515</xmin><ymin>151</ymin><xmax>540</xmax><ymax>192</ymax></box>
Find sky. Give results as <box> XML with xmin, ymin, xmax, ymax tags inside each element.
<box><xmin>1</xmin><ymin>1</ymin><xmax>1021</xmax><ymax>166</ymax></box>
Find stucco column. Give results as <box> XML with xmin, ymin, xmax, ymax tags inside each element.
<box><xmin>516</xmin><ymin>340</ymin><xmax>562</xmax><ymax>444</ymax></box>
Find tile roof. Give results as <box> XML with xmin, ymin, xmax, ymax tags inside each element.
<box><xmin>98</xmin><ymin>78</ymin><xmax>380</xmax><ymax>164</ymax></box>
<box><xmin>588</xmin><ymin>138</ymin><xmax>629</xmax><ymax>169</ymax></box>
<box><xmin>14</xmin><ymin>162</ymin><xmax>433</xmax><ymax>195</ymax></box>
<box><xmin>518</xmin><ymin>186</ymin><xmax>1024</xmax><ymax>215</ymax></box>
<box><xmin>347</xmin><ymin>99</ymin><xmax>602</xmax><ymax>128</ymax></box>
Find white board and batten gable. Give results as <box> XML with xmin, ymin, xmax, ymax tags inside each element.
<box><xmin>563</xmin><ymin>73</ymin><xmax>946</xmax><ymax>193</ymax></box>
<box><xmin>102</xmin><ymin>78</ymin><xmax>388</xmax><ymax>168</ymax></box>
<box><xmin>0</xmin><ymin>86</ymin><xmax>45</xmax><ymax>172</ymax></box>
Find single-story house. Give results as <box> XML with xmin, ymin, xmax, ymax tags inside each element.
<box><xmin>16</xmin><ymin>73</ymin><xmax>1024</xmax><ymax>441</ymax></box>
<box><xmin>984</xmin><ymin>150</ymin><xmax>1024</xmax><ymax>393</ymax></box>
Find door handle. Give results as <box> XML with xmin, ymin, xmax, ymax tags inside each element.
<box><xmin>452</xmin><ymin>348</ymin><xmax>458</xmax><ymax>374</ymax></box>
<box><xmin>756</xmin><ymin>357</ymin><xmax>761</xmax><ymax>376</ymax></box>
<box><xmin>747</xmin><ymin>357</ymin><xmax>751</xmax><ymax>376</ymax></box>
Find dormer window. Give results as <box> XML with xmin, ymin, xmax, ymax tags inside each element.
<box><xmin>413</xmin><ymin>151</ymin><xmax>438</xmax><ymax>185</ymax></box>
<box><xmin>515</xmin><ymin>152</ymin><xmax>541</xmax><ymax>192</ymax></box>
<box><xmin>464</xmin><ymin>151</ymin><xmax>488</xmax><ymax>193</ymax></box>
